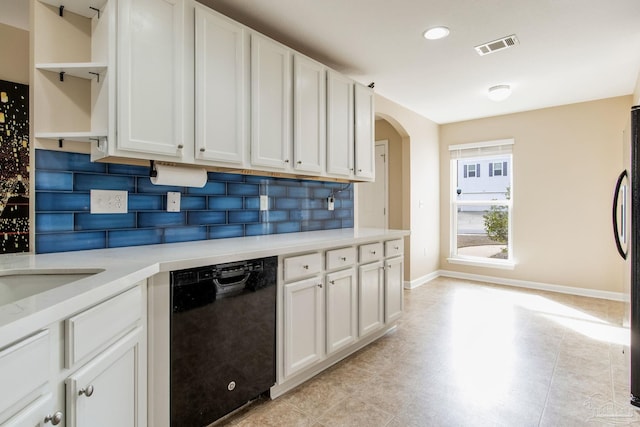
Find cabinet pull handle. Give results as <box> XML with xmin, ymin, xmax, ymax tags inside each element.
<box><xmin>44</xmin><ymin>412</ymin><xmax>63</xmax><ymax>425</ymax></box>
<box><xmin>317</xmin><ymin>283</ymin><xmax>323</xmax><ymax>288</ymax></box>
<box><xmin>303</xmin><ymin>265</ymin><xmax>309</xmax><ymax>269</ymax></box>
<box><xmin>79</xmin><ymin>385</ymin><xmax>95</xmax><ymax>397</ymax></box>
<box><xmin>200</xmin><ymin>147</ymin><xmax>206</xmax><ymax>152</ymax></box>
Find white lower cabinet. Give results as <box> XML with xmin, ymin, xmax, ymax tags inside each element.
<box><xmin>385</xmin><ymin>257</ymin><xmax>404</xmax><ymax>323</ymax></box>
<box><xmin>326</xmin><ymin>268</ymin><xmax>357</xmax><ymax>354</ymax></box>
<box><xmin>358</xmin><ymin>261</ymin><xmax>384</xmax><ymax>337</ymax></box>
<box><xmin>0</xmin><ymin>282</ymin><xmax>146</xmax><ymax>427</ymax></box>
<box><xmin>283</xmin><ymin>276</ymin><xmax>325</xmax><ymax>378</ymax></box>
<box><xmin>65</xmin><ymin>327</ymin><xmax>142</xmax><ymax>427</ymax></box>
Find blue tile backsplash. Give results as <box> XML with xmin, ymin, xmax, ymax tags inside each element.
<box><xmin>34</xmin><ymin>150</ymin><xmax>354</xmax><ymax>254</ymax></box>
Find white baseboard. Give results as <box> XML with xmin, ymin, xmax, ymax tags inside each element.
<box><xmin>404</xmin><ymin>271</ymin><xmax>440</xmax><ymax>289</ymax></box>
<box><xmin>437</xmin><ymin>269</ymin><xmax>626</xmax><ymax>302</ymax></box>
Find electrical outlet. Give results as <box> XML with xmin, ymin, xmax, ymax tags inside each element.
<box><xmin>327</xmin><ymin>196</ymin><xmax>335</xmax><ymax>211</ymax></box>
<box><xmin>167</xmin><ymin>192</ymin><xmax>181</xmax><ymax>212</ymax></box>
<box><xmin>90</xmin><ymin>190</ymin><xmax>128</xmax><ymax>214</ymax></box>
<box><xmin>260</xmin><ymin>195</ymin><xmax>269</xmax><ymax>211</ymax></box>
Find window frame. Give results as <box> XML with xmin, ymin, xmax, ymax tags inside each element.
<box><xmin>448</xmin><ymin>139</ymin><xmax>514</xmax><ymax>269</ymax></box>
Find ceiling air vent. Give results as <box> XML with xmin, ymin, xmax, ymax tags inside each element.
<box><xmin>474</xmin><ymin>34</ymin><xmax>519</xmax><ymax>56</ymax></box>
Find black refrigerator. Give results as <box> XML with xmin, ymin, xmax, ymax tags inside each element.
<box><xmin>615</xmin><ymin>105</ymin><xmax>640</xmax><ymax>406</ymax></box>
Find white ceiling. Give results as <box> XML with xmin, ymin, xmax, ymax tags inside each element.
<box><xmin>199</xmin><ymin>0</ymin><xmax>640</xmax><ymax>124</ymax></box>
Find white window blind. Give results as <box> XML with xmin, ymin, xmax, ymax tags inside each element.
<box><xmin>449</xmin><ymin>138</ymin><xmax>514</xmax><ymax>159</ymax></box>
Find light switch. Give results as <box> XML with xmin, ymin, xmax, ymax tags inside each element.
<box><xmin>260</xmin><ymin>195</ymin><xmax>269</xmax><ymax>211</ymax></box>
<box><xmin>167</xmin><ymin>192</ymin><xmax>181</xmax><ymax>212</ymax></box>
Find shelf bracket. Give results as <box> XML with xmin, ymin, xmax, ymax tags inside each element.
<box><xmin>59</xmin><ymin>71</ymin><xmax>65</xmax><ymax>82</ymax></box>
<box><xmin>89</xmin><ymin>6</ymin><xmax>100</xmax><ymax>18</ymax></box>
<box><xmin>59</xmin><ymin>5</ymin><xmax>64</xmax><ymax>17</ymax></box>
<box><xmin>58</xmin><ymin>138</ymin><xmax>64</xmax><ymax>148</ymax></box>
<box><xmin>88</xmin><ymin>71</ymin><xmax>100</xmax><ymax>83</ymax></box>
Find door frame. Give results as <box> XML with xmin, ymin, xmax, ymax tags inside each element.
<box><xmin>354</xmin><ymin>139</ymin><xmax>389</xmax><ymax>228</ymax></box>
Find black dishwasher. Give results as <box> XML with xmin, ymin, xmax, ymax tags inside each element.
<box><xmin>170</xmin><ymin>256</ymin><xmax>277</xmax><ymax>427</ymax></box>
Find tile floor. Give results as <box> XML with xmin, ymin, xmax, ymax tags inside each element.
<box><xmin>219</xmin><ymin>277</ymin><xmax>640</xmax><ymax>426</ymax></box>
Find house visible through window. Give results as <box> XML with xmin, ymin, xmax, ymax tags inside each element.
<box><xmin>449</xmin><ymin>139</ymin><xmax>514</xmax><ymax>267</ymax></box>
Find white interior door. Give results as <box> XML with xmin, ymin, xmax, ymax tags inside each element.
<box><xmin>357</xmin><ymin>141</ymin><xmax>388</xmax><ymax>228</ymax></box>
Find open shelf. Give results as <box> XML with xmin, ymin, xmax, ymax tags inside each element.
<box><xmin>36</xmin><ymin>62</ymin><xmax>108</xmax><ymax>80</ymax></box>
<box><xmin>36</xmin><ymin>131</ymin><xmax>108</xmax><ymax>144</ymax></box>
<box><xmin>38</xmin><ymin>0</ymin><xmax>108</xmax><ymax>18</ymax></box>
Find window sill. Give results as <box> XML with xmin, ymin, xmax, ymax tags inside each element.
<box><xmin>447</xmin><ymin>256</ymin><xmax>515</xmax><ymax>270</ymax></box>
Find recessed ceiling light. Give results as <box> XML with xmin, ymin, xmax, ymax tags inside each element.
<box><xmin>423</xmin><ymin>26</ymin><xmax>450</xmax><ymax>40</ymax></box>
<box><xmin>487</xmin><ymin>84</ymin><xmax>512</xmax><ymax>101</ymax></box>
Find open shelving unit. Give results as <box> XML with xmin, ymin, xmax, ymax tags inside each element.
<box><xmin>33</xmin><ymin>0</ymin><xmax>114</xmax><ymax>149</ymax></box>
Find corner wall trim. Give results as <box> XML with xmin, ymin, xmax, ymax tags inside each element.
<box><xmin>438</xmin><ymin>270</ymin><xmax>627</xmax><ymax>302</ymax></box>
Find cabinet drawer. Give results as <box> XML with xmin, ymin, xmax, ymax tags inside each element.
<box><xmin>326</xmin><ymin>247</ymin><xmax>356</xmax><ymax>270</ymax></box>
<box><xmin>385</xmin><ymin>239</ymin><xmax>404</xmax><ymax>257</ymax></box>
<box><xmin>66</xmin><ymin>285</ymin><xmax>142</xmax><ymax>367</ymax></box>
<box><xmin>359</xmin><ymin>242</ymin><xmax>383</xmax><ymax>263</ymax></box>
<box><xmin>283</xmin><ymin>252</ymin><xmax>322</xmax><ymax>282</ymax></box>
<box><xmin>0</xmin><ymin>330</ymin><xmax>49</xmax><ymax>418</ymax></box>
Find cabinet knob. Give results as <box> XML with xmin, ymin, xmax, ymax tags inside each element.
<box><xmin>284</xmin><ymin>159</ymin><xmax>290</xmax><ymax>163</ymax></box>
<box><xmin>303</xmin><ymin>265</ymin><xmax>309</xmax><ymax>269</ymax></box>
<box><xmin>79</xmin><ymin>385</ymin><xmax>95</xmax><ymax>397</ymax></box>
<box><xmin>330</xmin><ymin>280</ymin><xmax>335</xmax><ymax>285</ymax></box>
<box><xmin>200</xmin><ymin>147</ymin><xmax>206</xmax><ymax>152</ymax></box>
<box><xmin>350</xmin><ymin>168</ymin><xmax>354</xmax><ymax>171</ymax></box>
<box><xmin>371</xmin><ymin>250</ymin><xmax>376</xmax><ymax>255</ymax></box>
<box><xmin>394</xmin><ymin>246</ymin><xmax>399</xmax><ymax>250</ymax></box>
<box><xmin>44</xmin><ymin>412</ymin><xmax>63</xmax><ymax>425</ymax></box>
<box><xmin>317</xmin><ymin>283</ymin><xmax>323</xmax><ymax>288</ymax></box>
<box><xmin>177</xmin><ymin>144</ymin><xmax>184</xmax><ymax>149</ymax></box>
<box><xmin>340</xmin><ymin>256</ymin><xmax>347</xmax><ymax>261</ymax></box>
<box><xmin>297</xmin><ymin>160</ymin><xmax>302</xmax><ymax>164</ymax></box>
<box><xmin>358</xmin><ymin>169</ymin><xmax>362</xmax><ymax>172</ymax></box>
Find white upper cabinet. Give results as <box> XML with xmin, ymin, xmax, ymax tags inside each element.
<box><xmin>354</xmin><ymin>82</ymin><xmax>375</xmax><ymax>181</ymax></box>
<box><xmin>293</xmin><ymin>54</ymin><xmax>326</xmax><ymax>175</ymax></box>
<box><xmin>116</xmin><ymin>0</ymin><xmax>190</xmax><ymax>159</ymax></box>
<box><xmin>250</xmin><ymin>33</ymin><xmax>292</xmax><ymax>171</ymax></box>
<box><xmin>194</xmin><ymin>4</ymin><xmax>247</xmax><ymax>166</ymax></box>
<box><xmin>326</xmin><ymin>70</ymin><xmax>354</xmax><ymax>178</ymax></box>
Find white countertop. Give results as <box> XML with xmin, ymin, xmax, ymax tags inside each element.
<box><xmin>0</xmin><ymin>228</ymin><xmax>408</xmax><ymax>346</ymax></box>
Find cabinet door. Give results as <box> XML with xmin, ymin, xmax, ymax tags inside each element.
<box><xmin>358</xmin><ymin>261</ymin><xmax>384</xmax><ymax>337</ymax></box>
<box><xmin>117</xmin><ymin>0</ymin><xmax>187</xmax><ymax>158</ymax></box>
<box><xmin>354</xmin><ymin>83</ymin><xmax>375</xmax><ymax>180</ymax></box>
<box><xmin>293</xmin><ymin>54</ymin><xmax>325</xmax><ymax>174</ymax></box>
<box><xmin>65</xmin><ymin>328</ymin><xmax>143</xmax><ymax>427</ymax></box>
<box><xmin>251</xmin><ymin>33</ymin><xmax>292</xmax><ymax>170</ymax></box>
<box><xmin>326</xmin><ymin>71</ymin><xmax>354</xmax><ymax>177</ymax></box>
<box><xmin>326</xmin><ymin>268</ymin><xmax>357</xmax><ymax>354</ymax></box>
<box><xmin>283</xmin><ymin>276</ymin><xmax>324</xmax><ymax>378</ymax></box>
<box><xmin>385</xmin><ymin>257</ymin><xmax>404</xmax><ymax>323</ymax></box>
<box><xmin>195</xmin><ymin>4</ymin><xmax>247</xmax><ymax>166</ymax></box>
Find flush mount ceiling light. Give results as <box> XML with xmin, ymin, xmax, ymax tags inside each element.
<box><xmin>487</xmin><ymin>84</ymin><xmax>512</xmax><ymax>101</ymax></box>
<box><xmin>423</xmin><ymin>26</ymin><xmax>450</xmax><ymax>40</ymax></box>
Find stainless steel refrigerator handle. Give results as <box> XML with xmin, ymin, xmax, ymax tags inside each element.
<box><xmin>613</xmin><ymin>169</ymin><xmax>628</xmax><ymax>260</ymax></box>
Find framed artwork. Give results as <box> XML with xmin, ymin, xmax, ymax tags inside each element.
<box><xmin>0</xmin><ymin>79</ymin><xmax>29</xmax><ymax>253</ymax></box>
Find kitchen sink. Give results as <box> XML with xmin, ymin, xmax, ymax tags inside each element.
<box><xmin>0</xmin><ymin>269</ymin><xmax>104</xmax><ymax>306</ymax></box>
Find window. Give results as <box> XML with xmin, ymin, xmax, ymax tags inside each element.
<box><xmin>490</xmin><ymin>161</ymin><xmax>507</xmax><ymax>177</ymax></box>
<box><xmin>449</xmin><ymin>139</ymin><xmax>514</xmax><ymax>268</ymax></box>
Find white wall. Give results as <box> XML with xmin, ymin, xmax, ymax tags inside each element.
<box><xmin>440</xmin><ymin>96</ymin><xmax>632</xmax><ymax>294</ymax></box>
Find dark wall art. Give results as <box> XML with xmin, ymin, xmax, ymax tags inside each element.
<box><xmin>0</xmin><ymin>79</ymin><xmax>29</xmax><ymax>253</ymax></box>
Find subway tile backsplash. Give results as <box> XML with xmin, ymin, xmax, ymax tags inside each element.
<box><xmin>35</xmin><ymin>150</ymin><xmax>354</xmax><ymax>254</ymax></box>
